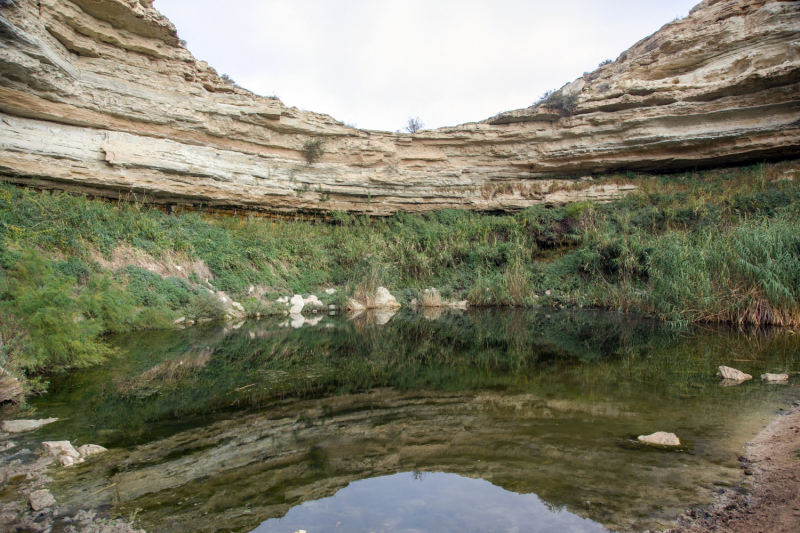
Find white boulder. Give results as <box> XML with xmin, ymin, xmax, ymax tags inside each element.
<box><xmin>42</xmin><ymin>441</ymin><xmax>83</xmax><ymax>465</ymax></box>
<box><xmin>1</xmin><ymin>418</ymin><xmax>58</xmax><ymax>434</ymax></box>
<box><xmin>289</xmin><ymin>295</ymin><xmax>305</xmax><ymax>314</ymax></box>
<box><xmin>717</xmin><ymin>366</ymin><xmax>752</xmax><ymax>382</ymax></box>
<box><xmin>638</xmin><ymin>432</ymin><xmax>681</xmax><ymax>446</ymax></box>
<box><xmin>374</xmin><ymin>287</ymin><xmax>401</xmax><ymax>308</ymax></box>
<box><xmin>303</xmin><ymin>295</ymin><xmax>324</xmax><ymax>308</ymax></box>
<box><xmin>324</xmin><ymin>288</ymin><xmax>337</xmax><ymax>295</ymax></box>
<box><xmin>761</xmin><ymin>373</ymin><xmax>789</xmax><ymax>383</ymax></box>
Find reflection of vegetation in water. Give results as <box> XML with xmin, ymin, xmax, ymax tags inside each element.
<box><xmin>32</xmin><ymin>310</ymin><xmax>800</xmax><ymax>447</ymax></box>
<box><xmin>28</xmin><ymin>310</ymin><xmax>799</xmax><ymax>533</ymax></box>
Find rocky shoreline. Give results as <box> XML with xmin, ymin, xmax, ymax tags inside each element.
<box><xmin>0</xmin><ymin>421</ymin><xmax>143</xmax><ymax>533</ymax></box>
<box><xmin>662</xmin><ymin>393</ymin><xmax>800</xmax><ymax>533</ymax></box>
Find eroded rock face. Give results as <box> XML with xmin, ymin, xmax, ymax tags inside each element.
<box><xmin>0</xmin><ymin>0</ymin><xmax>798</xmax><ymax>214</ymax></box>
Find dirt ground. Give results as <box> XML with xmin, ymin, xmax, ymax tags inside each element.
<box><xmin>665</xmin><ymin>396</ymin><xmax>800</xmax><ymax>533</ymax></box>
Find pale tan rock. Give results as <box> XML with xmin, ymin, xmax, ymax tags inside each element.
<box><xmin>303</xmin><ymin>295</ymin><xmax>324</xmax><ymax>308</ymax></box>
<box><xmin>373</xmin><ymin>287</ymin><xmax>401</xmax><ymax>309</ymax></box>
<box><xmin>638</xmin><ymin>432</ymin><xmax>681</xmax><ymax>446</ymax></box>
<box><xmin>1</xmin><ymin>418</ymin><xmax>58</xmax><ymax>434</ymax></box>
<box><xmin>28</xmin><ymin>489</ymin><xmax>56</xmax><ymax>511</ymax></box>
<box><xmin>761</xmin><ymin>373</ymin><xmax>789</xmax><ymax>383</ymax></box>
<box><xmin>289</xmin><ymin>295</ymin><xmax>305</xmax><ymax>315</ymax></box>
<box><xmin>717</xmin><ymin>366</ymin><xmax>753</xmax><ymax>382</ymax></box>
<box><xmin>77</xmin><ymin>444</ymin><xmax>108</xmax><ymax>457</ymax></box>
<box><xmin>42</xmin><ymin>441</ymin><xmax>83</xmax><ymax>464</ymax></box>
<box><xmin>0</xmin><ymin>0</ymin><xmax>797</xmax><ymax>214</ymax></box>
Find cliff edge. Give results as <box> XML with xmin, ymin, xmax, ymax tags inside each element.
<box><xmin>0</xmin><ymin>0</ymin><xmax>798</xmax><ymax>214</ymax></box>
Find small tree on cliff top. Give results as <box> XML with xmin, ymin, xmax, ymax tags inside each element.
<box><xmin>403</xmin><ymin>117</ymin><xmax>425</xmax><ymax>134</ymax></box>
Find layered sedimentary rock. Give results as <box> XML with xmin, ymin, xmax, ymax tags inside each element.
<box><xmin>0</xmin><ymin>0</ymin><xmax>798</xmax><ymax>214</ymax></box>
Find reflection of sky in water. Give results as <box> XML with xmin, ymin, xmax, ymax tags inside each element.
<box><xmin>252</xmin><ymin>472</ymin><xmax>607</xmax><ymax>533</ymax></box>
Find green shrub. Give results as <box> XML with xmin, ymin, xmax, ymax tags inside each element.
<box><xmin>0</xmin><ymin>250</ymin><xmax>114</xmax><ymax>371</ymax></box>
<box><xmin>122</xmin><ymin>266</ymin><xmax>195</xmax><ymax>310</ymax></box>
<box><xmin>535</xmin><ymin>89</ymin><xmax>579</xmax><ymax>117</ymax></box>
<box><xmin>78</xmin><ymin>275</ymin><xmax>137</xmax><ymax>333</ymax></box>
<box><xmin>302</xmin><ymin>138</ymin><xmax>326</xmax><ymax>164</ymax></box>
<box><xmin>186</xmin><ymin>292</ymin><xmax>226</xmax><ymax>321</ymax></box>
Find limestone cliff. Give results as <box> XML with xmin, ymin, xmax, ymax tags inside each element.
<box><xmin>0</xmin><ymin>0</ymin><xmax>798</xmax><ymax>214</ymax></box>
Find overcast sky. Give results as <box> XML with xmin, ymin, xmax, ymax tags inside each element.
<box><xmin>156</xmin><ymin>0</ymin><xmax>699</xmax><ymax>132</ymax></box>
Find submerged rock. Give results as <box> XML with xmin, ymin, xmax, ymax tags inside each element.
<box><xmin>638</xmin><ymin>432</ymin><xmax>681</xmax><ymax>446</ymax></box>
<box><xmin>761</xmin><ymin>373</ymin><xmax>789</xmax><ymax>383</ymax></box>
<box><xmin>1</xmin><ymin>418</ymin><xmax>59</xmax><ymax>434</ymax></box>
<box><xmin>77</xmin><ymin>444</ymin><xmax>108</xmax><ymax>458</ymax></box>
<box><xmin>28</xmin><ymin>489</ymin><xmax>56</xmax><ymax>511</ymax></box>
<box><xmin>717</xmin><ymin>366</ymin><xmax>752</xmax><ymax>382</ymax></box>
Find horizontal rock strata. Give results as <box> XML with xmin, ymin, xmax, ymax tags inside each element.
<box><xmin>0</xmin><ymin>0</ymin><xmax>799</xmax><ymax>214</ymax></box>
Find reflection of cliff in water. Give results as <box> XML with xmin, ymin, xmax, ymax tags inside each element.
<box><xmin>33</xmin><ymin>310</ymin><xmax>799</xmax><ymax>533</ymax></box>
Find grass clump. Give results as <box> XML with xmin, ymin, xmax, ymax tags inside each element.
<box><xmin>302</xmin><ymin>138</ymin><xmax>326</xmax><ymax>164</ymax></box>
<box><xmin>535</xmin><ymin>89</ymin><xmax>580</xmax><ymax>117</ymax></box>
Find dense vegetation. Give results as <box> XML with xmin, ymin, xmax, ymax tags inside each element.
<box><xmin>1</xmin><ymin>160</ymin><xmax>799</xmax><ymax>386</ymax></box>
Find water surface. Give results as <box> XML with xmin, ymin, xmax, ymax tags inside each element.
<box><xmin>15</xmin><ymin>309</ymin><xmax>799</xmax><ymax>532</ymax></box>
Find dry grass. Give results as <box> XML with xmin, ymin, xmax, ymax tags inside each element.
<box><xmin>92</xmin><ymin>243</ymin><xmax>214</xmax><ymax>281</ymax></box>
<box><xmin>422</xmin><ymin>288</ymin><xmax>444</xmax><ymax>307</ymax></box>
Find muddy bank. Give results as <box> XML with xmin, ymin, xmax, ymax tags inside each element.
<box><xmin>664</xmin><ymin>394</ymin><xmax>800</xmax><ymax>533</ymax></box>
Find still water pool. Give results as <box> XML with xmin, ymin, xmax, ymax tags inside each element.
<box><xmin>17</xmin><ymin>309</ymin><xmax>799</xmax><ymax>532</ymax></box>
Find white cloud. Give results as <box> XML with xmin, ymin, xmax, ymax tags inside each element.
<box><xmin>156</xmin><ymin>0</ymin><xmax>699</xmax><ymax>131</ymax></box>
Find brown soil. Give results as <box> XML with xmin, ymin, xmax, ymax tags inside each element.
<box><xmin>665</xmin><ymin>397</ymin><xmax>800</xmax><ymax>533</ymax></box>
